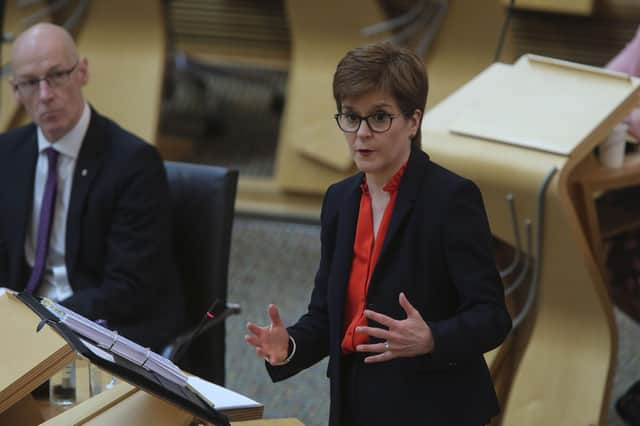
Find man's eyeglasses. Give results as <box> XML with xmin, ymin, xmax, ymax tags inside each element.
<box><xmin>334</xmin><ymin>112</ymin><xmax>400</xmax><ymax>134</ymax></box>
<box><xmin>12</xmin><ymin>61</ymin><xmax>79</xmax><ymax>97</ymax></box>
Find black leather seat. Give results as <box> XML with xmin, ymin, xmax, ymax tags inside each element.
<box><xmin>163</xmin><ymin>161</ymin><xmax>238</xmax><ymax>385</ymax></box>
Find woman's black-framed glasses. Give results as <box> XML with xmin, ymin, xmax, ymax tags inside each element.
<box><xmin>13</xmin><ymin>61</ymin><xmax>79</xmax><ymax>97</ymax></box>
<box><xmin>334</xmin><ymin>112</ymin><xmax>400</xmax><ymax>133</ymax></box>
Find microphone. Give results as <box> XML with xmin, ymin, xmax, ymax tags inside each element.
<box><xmin>166</xmin><ymin>299</ymin><xmax>241</xmax><ymax>363</ymax></box>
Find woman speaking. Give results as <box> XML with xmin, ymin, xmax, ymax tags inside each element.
<box><xmin>245</xmin><ymin>42</ymin><xmax>512</xmax><ymax>426</ymax></box>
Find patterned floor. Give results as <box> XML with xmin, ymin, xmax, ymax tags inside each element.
<box><xmin>224</xmin><ymin>217</ymin><xmax>640</xmax><ymax>426</ymax></box>
<box><xmin>225</xmin><ymin>218</ymin><xmax>329</xmax><ymax>425</ymax></box>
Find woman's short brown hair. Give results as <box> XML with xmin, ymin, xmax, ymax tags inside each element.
<box><xmin>333</xmin><ymin>42</ymin><xmax>428</xmax><ymax>148</ymax></box>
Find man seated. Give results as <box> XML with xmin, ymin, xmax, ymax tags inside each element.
<box><xmin>0</xmin><ymin>23</ymin><xmax>184</xmax><ymax>351</ymax></box>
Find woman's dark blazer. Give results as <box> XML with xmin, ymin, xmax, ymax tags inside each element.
<box><xmin>267</xmin><ymin>146</ymin><xmax>512</xmax><ymax>425</ymax></box>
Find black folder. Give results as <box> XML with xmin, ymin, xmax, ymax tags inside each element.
<box><xmin>17</xmin><ymin>292</ymin><xmax>230</xmax><ymax>426</ymax></box>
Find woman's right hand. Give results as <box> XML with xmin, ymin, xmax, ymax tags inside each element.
<box><xmin>245</xmin><ymin>304</ymin><xmax>291</xmax><ymax>365</ymax></box>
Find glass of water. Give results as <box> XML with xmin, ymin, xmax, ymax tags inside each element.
<box><xmin>49</xmin><ymin>361</ymin><xmax>76</xmax><ymax>406</ymax></box>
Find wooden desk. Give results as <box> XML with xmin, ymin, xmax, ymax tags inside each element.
<box><xmin>232</xmin><ymin>420</ymin><xmax>303</xmax><ymax>426</ymax></box>
<box><xmin>422</xmin><ymin>54</ymin><xmax>639</xmax><ymax>426</ymax></box>
<box><xmin>36</xmin><ymin>359</ymin><xmax>94</xmax><ymax>420</ymax></box>
<box><xmin>499</xmin><ymin>0</ymin><xmax>593</xmax><ymax>15</ymax></box>
<box><xmin>573</xmin><ymin>151</ymin><xmax>640</xmax><ymax>277</ymax></box>
<box><xmin>273</xmin><ymin>0</ymin><xmax>509</xmax><ymax>195</ymax></box>
<box><xmin>78</xmin><ymin>0</ymin><xmax>165</xmax><ymax>144</ymax></box>
<box><xmin>41</xmin><ymin>380</ymin><xmax>263</xmax><ymax>426</ymax></box>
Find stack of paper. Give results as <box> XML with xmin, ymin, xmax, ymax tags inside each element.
<box><xmin>187</xmin><ymin>376</ymin><xmax>264</xmax><ymax>421</ymax></box>
<box><xmin>41</xmin><ymin>298</ymin><xmax>188</xmax><ymax>386</ymax></box>
<box><xmin>3</xmin><ymin>293</ymin><xmax>262</xmax><ymax>425</ymax></box>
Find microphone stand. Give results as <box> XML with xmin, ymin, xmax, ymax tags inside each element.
<box><xmin>167</xmin><ymin>300</ymin><xmax>241</xmax><ymax>363</ymax></box>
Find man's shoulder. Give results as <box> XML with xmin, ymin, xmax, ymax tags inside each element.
<box><xmin>92</xmin><ymin>111</ymin><xmax>149</xmax><ymax>148</ymax></box>
<box><xmin>0</xmin><ymin>123</ymin><xmax>36</xmax><ymax>151</ymax></box>
<box><xmin>0</xmin><ymin>125</ymin><xmax>37</xmax><ymax>171</ymax></box>
<box><xmin>90</xmin><ymin>110</ymin><xmax>159</xmax><ymax>159</ymax></box>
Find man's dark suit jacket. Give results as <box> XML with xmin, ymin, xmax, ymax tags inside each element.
<box><xmin>0</xmin><ymin>109</ymin><xmax>184</xmax><ymax>350</ymax></box>
<box><xmin>267</xmin><ymin>147</ymin><xmax>512</xmax><ymax>425</ymax></box>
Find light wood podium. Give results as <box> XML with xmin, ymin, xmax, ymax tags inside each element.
<box><xmin>498</xmin><ymin>0</ymin><xmax>593</xmax><ymax>15</ymax></box>
<box><xmin>0</xmin><ymin>292</ymin><xmax>263</xmax><ymax>425</ymax></box>
<box><xmin>0</xmin><ymin>292</ymin><xmax>75</xmax><ymax>425</ymax></box>
<box><xmin>1</xmin><ymin>0</ymin><xmax>165</xmax><ymax>144</ymax></box>
<box><xmin>40</xmin><ymin>381</ymin><xmax>272</xmax><ymax>426</ymax></box>
<box><xmin>273</xmin><ymin>0</ymin><xmax>508</xmax><ymax>196</ymax></box>
<box><xmin>422</xmin><ymin>55</ymin><xmax>639</xmax><ymax>425</ymax></box>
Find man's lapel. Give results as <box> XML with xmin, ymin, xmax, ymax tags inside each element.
<box><xmin>65</xmin><ymin>109</ymin><xmax>106</xmax><ymax>276</ymax></box>
<box><xmin>8</xmin><ymin>127</ymin><xmax>38</xmax><ymax>289</ymax></box>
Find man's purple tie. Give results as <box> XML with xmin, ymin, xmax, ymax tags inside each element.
<box><xmin>25</xmin><ymin>147</ymin><xmax>59</xmax><ymax>293</ymax></box>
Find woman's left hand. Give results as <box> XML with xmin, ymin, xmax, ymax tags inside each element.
<box><xmin>355</xmin><ymin>292</ymin><xmax>434</xmax><ymax>363</ymax></box>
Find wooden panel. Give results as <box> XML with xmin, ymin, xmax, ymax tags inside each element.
<box><xmin>232</xmin><ymin>419</ymin><xmax>303</xmax><ymax>426</ymax></box>
<box><xmin>423</xmin><ymin>0</ymin><xmax>507</xmax><ymax>110</ymax></box>
<box><xmin>420</xmin><ymin>52</ymin><xmax>640</xmax><ymax>425</ymax></box>
<box><xmin>0</xmin><ymin>395</ymin><xmax>43</xmax><ymax>426</ymax></box>
<box><xmin>500</xmin><ymin>0</ymin><xmax>594</xmax><ymax>15</ymax></box>
<box><xmin>41</xmin><ymin>381</ymin><xmax>138</xmax><ymax>426</ymax></box>
<box><xmin>42</xmin><ymin>385</ymin><xmax>193</xmax><ymax>426</ymax></box>
<box><xmin>42</xmin><ymin>380</ymin><xmax>264</xmax><ymax>425</ymax></box>
<box><xmin>571</xmin><ymin>152</ymin><xmax>640</xmax><ymax>295</ymax></box>
<box><xmin>169</xmin><ymin>0</ymin><xmax>291</xmax><ymax>69</ymax></box>
<box><xmin>448</xmin><ymin>56</ymin><xmax>638</xmax><ymax>156</ymax></box>
<box><xmin>0</xmin><ymin>293</ymin><xmax>74</xmax><ymax>415</ymax></box>
<box><xmin>77</xmin><ymin>0</ymin><xmax>165</xmax><ymax>143</ymax></box>
<box><xmin>0</xmin><ymin>1</ymin><xmax>49</xmax><ymax>132</ymax></box>
<box><xmin>275</xmin><ymin>0</ymin><xmax>507</xmax><ymax>194</ymax></box>
<box><xmin>504</xmin><ymin>7</ymin><xmax>640</xmax><ymax>67</ymax></box>
<box><xmin>421</xmin><ymin>129</ymin><xmax>613</xmax><ymax>426</ymax></box>
<box><xmin>579</xmin><ymin>151</ymin><xmax>640</xmax><ymax>188</ymax></box>
<box><xmin>277</xmin><ymin>0</ymin><xmax>388</xmax><ymax>174</ymax></box>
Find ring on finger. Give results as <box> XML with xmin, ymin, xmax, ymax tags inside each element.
<box><xmin>383</xmin><ymin>341</ymin><xmax>390</xmax><ymax>351</ymax></box>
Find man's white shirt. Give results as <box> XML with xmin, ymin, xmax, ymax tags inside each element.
<box><xmin>24</xmin><ymin>102</ymin><xmax>90</xmax><ymax>301</ymax></box>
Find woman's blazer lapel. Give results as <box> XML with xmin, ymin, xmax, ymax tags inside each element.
<box><xmin>327</xmin><ymin>176</ymin><xmax>362</xmax><ymax>331</ymax></box>
<box><xmin>326</xmin><ymin>148</ymin><xmax>430</xmax><ymax>330</ymax></box>
<box><xmin>368</xmin><ymin>148</ymin><xmax>429</xmax><ymax>298</ymax></box>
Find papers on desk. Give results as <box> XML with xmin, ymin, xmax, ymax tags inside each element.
<box><xmin>80</xmin><ymin>338</ymin><xmax>115</xmax><ymax>363</ymax></box>
<box><xmin>440</xmin><ymin>55</ymin><xmax>640</xmax><ymax>157</ymax></box>
<box><xmin>41</xmin><ymin>298</ymin><xmax>187</xmax><ymax>386</ymax></box>
<box><xmin>187</xmin><ymin>376</ymin><xmax>262</xmax><ymax>411</ymax></box>
<box><xmin>38</xmin><ymin>297</ymin><xmax>264</xmax><ymax>421</ymax></box>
